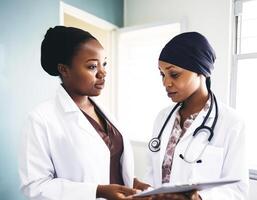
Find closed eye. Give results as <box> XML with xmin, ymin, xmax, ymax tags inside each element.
<box><xmin>170</xmin><ymin>72</ymin><xmax>179</xmax><ymax>78</ymax></box>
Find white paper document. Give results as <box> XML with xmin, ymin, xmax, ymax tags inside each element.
<box><xmin>134</xmin><ymin>179</ymin><xmax>240</xmax><ymax>197</ymax></box>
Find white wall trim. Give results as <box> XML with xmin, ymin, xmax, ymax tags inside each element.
<box><xmin>236</xmin><ymin>53</ymin><xmax>257</xmax><ymax>59</ymax></box>
<box><xmin>230</xmin><ymin>1</ymin><xmax>238</xmax><ymax>108</ymax></box>
<box><xmin>59</xmin><ymin>1</ymin><xmax>117</xmax><ymax>30</ymax></box>
<box><xmin>118</xmin><ymin>18</ymin><xmax>187</xmax><ymax>33</ymax></box>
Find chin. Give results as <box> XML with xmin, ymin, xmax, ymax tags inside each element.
<box><xmin>170</xmin><ymin>97</ymin><xmax>182</xmax><ymax>103</ymax></box>
<box><xmin>170</xmin><ymin>97</ymin><xmax>178</xmax><ymax>102</ymax></box>
<box><xmin>90</xmin><ymin>91</ymin><xmax>102</xmax><ymax>97</ymax></box>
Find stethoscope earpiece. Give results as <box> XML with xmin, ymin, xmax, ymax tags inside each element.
<box><xmin>179</xmin><ymin>153</ymin><xmax>202</xmax><ymax>163</ymax></box>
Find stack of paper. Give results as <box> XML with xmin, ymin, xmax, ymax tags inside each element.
<box><xmin>134</xmin><ymin>179</ymin><xmax>239</xmax><ymax>197</ymax></box>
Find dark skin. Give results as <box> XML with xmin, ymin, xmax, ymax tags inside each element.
<box><xmin>150</xmin><ymin>190</ymin><xmax>200</xmax><ymax>200</ymax></box>
<box><xmin>145</xmin><ymin>61</ymin><xmax>207</xmax><ymax>200</ymax></box>
<box><xmin>58</xmin><ymin>39</ymin><xmax>107</xmax><ymax>129</ymax></box>
<box><xmin>159</xmin><ymin>61</ymin><xmax>208</xmax><ymax>129</ymax></box>
<box><xmin>58</xmin><ymin>38</ymin><xmax>150</xmax><ymax>200</ymax></box>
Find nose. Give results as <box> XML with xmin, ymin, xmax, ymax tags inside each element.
<box><xmin>96</xmin><ymin>66</ymin><xmax>106</xmax><ymax>79</ymax></box>
<box><xmin>163</xmin><ymin>77</ymin><xmax>172</xmax><ymax>88</ymax></box>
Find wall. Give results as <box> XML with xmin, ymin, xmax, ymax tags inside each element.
<box><xmin>124</xmin><ymin>0</ymin><xmax>232</xmax><ymax>104</ymax></box>
<box><xmin>0</xmin><ymin>0</ymin><xmax>123</xmax><ymax>199</ymax></box>
<box><xmin>64</xmin><ymin>0</ymin><xmax>124</xmax><ymax>27</ymax></box>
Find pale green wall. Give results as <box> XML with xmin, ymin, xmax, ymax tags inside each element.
<box><xmin>0</xmin><ymin>0</ymin><xmax>123</xmax><ymax>199</ymax></box>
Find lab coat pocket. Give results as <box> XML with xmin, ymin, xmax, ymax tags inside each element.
<box><xmin>192</xmin><ymin>145</ymin><xmax>224</xmax><ymax>181</ymax></box>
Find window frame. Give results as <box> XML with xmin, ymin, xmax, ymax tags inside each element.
<box><xmin>231</xmin><ymin>0</ymin><xmax>257</xmax><ymax>172</ymax></box>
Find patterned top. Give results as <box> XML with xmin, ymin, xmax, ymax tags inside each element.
<box><xmin>162</xmin><ymin>98</ymin><xmax>211</xmax><ymax>184</ymax></box>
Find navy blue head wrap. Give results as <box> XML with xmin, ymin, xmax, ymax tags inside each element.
<box><xmin>159</xmin><ymin>32</ymin><xmax>216</xmax><ymax>77</ymax></box>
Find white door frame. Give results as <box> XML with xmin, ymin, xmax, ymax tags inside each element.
<box><xmin>59</xmin><ymin>1</ymin><xmax>117</xmax><ymax>30</ymax></box>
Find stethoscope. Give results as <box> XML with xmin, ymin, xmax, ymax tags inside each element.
<box><xmin>148</xmin><ymin>91</ymin><xmax>218</xmax><ymax>163</ymax></box>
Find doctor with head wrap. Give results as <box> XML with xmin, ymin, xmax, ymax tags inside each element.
<box><xmin>145</xmin><ymin>32</ymin><xmax>249</xmax><ymax>199</ymax></box>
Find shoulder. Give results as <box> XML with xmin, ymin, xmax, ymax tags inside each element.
<box><xmin>152</xmin><ymin>104</ymin><xmax>177</xmax><ymax>131</ymax></box>
<box><xmin>218</xmin><ymin>101</ymin><xmax>244</xmax><ymax>125</ymax></box>
<box><xmin>216</xmin><ymin>101</ymin><xmax>245</xmax><ymax>141</ymax></box>
<box><xmin>27</xmin><ymin>98</ymin><xmax>56</xmax><ymax>124</ymax></box>
<box><xmin>155</xmin><ymin>104</ymin><xmax>176</xmax><ymax>121</ymax></box>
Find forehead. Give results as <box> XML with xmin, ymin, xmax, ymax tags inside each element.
<box><xmin>158</xmin><ymin>60</ymin><xmax>183</xmax><ymax>71</ymax></box>
<box><xmin>75</xmin><ymin>39</ymin><xmax>105</xmax><ymax>58</ymax></box>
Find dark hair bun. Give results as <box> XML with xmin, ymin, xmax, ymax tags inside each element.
<box><xmin>40</xmin><ymin>26</ymin><xmax>96</xmax><ymax>76</ymax></box>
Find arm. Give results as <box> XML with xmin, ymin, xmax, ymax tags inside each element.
<box><xmin>19</xmin><ymin>113</ymin><xmax>98</xmax><ymax>199</ymax></box>
<box><xmin>19</xmin><ymin>113</ymin><xmax>137</xmax><ymax>200</ymax></box>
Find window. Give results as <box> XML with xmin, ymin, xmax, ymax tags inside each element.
<box><xmin>233</xmin><ymin>0</ymin><xmax>257</xmax><ymax>169</ymax></box>
<box><xmin>117</xmin><ymin>23</ymin><xmax>181</xmax><ymax>142</ymax></box>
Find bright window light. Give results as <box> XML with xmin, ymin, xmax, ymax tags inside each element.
<box><xmin>240</xmin><ymin>0</ymin><xmax>257</xmax><ymax>53</ymax></box>
<box><xmin>234</xmin><ymin>0</ymin><xmax>257</xmax><ymax>169</ymax></box>
<box><xmin>117</xmin><ymin>23</ymin><xmax>180</xmax><ymax>142</ymax></box>
<box><xmin>236</xmin><ymin>59</ymin><xmax>257</xmax><ymax>169</ymax></box>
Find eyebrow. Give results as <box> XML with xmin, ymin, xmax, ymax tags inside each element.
<box><xmin>86</xmin><ymin>57</ymin><xmax>107</xmax><ymax>62</ymax></box>
<box><xmin>165</xmin><ymin>65</ymin><xmax>175</xmax><ymax>70</ymax></box>
<box><xmin>158</xmin><ymin>65</ymin><xmax>174</xmax><ymax>70</ymax></box>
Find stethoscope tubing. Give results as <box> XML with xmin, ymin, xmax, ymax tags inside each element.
<box><xmin>148</xmin><ymin>92</ymin><xmax>218</xmax><ymax>156</ymax></box>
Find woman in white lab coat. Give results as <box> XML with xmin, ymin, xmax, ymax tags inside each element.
<box><xmin>19</xmin><ymin>26</ymin><xmax>148</xmax><ymax>200</ymax></box>
<box><xmin>145</xmin><ymin>32</ymin><xmax>249</xmax><ymax>199</ymax></box>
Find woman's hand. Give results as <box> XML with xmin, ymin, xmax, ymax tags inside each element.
<box><xmin>151</xmin><ymin>190</ymin><xmax>201</xmax><ymax>200</ymax></box>
<box><xmin>133</xmin><ymin>178</ymin><xmax>152</xmax><ymax>191</ymax></box>
<box><xmin>97</xmin><ymin>184</ymin><xmax>139</xmax><ymax>200</ymax></box>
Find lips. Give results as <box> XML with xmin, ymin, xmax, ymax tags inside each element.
<box><xmin>95</xmin><ymin>81</ymin><xmax>105</xmax><ymax>89</ymax></box>
<box><xmin>167</xmin><ymin>91</ymin><xmax>177</xmax><ymax>98</ymax></box>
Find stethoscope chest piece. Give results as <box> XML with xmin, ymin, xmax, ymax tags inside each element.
<box><xmin>148</xmin><ymin>137</ymin><xmax>161</xmax><ymax>152</ymax></box>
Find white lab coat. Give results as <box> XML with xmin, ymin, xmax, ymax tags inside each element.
<box><xmin>145</xmin><ymin>100</ymin><xmax>249</xmax><ymax>200</ymax></box>
<box><xmin>19</xmin><ymin>85</ymin><xmax>134</xmax><ymax>200</ymax></box>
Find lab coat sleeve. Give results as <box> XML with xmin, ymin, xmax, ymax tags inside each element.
<box><xmin>144</xmin><ymin>150</ymin><xmax>154</xmax><ymax>186</ymax></box>
<box><xmin>119</xmin><ymin>131</ymin><xmax>134</xmax><ymax>188</ymax></box>
<box><xmin>198</xmin><ymin>116</ymin><xmax>249</xmax><ymax>200</ymax></box>
<box><xmin>144</xmin><ymin>107</ymin><xmax>170</xmax><ymax>187</ymax></box>
<box><xmin>19</xmin><ymin>112</ymin><xmax>98</xmax><ymax>200</ymax></box>
<box><xmin>144</xmin><ymin>114</ymin><xmax>160</xmax><ymax>186</ymax></box>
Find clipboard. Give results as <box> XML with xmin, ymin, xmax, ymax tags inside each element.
<box><xmin>134</xmin><ymin>179</ymin><xmax>240</xmax><ymax>197</ymax></box>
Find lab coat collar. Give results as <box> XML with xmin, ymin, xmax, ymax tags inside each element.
<box><xmin>56</xmin><ymin>85</ymin><xmax>102</xmax><ymax>114</ymax></box>
<box><xmin>55</xmin><ymin>85</ymin><xmax>112</xmax><ymax>145</ymax></box>
<box><xmin>56</xmin><ymin>85</ymin><xmax>80</xmax><ymax>113</ymax></box>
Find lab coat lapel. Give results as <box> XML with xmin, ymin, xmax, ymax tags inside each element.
<box><xmin>90</xmin><ymin>97</ymin><xmax>134</xmax><ymax>187</ymax></box>
<box><xmin>56</xmin><ymin>86</ymin><xmax>105</xmax><ymax>140</ymax></box>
